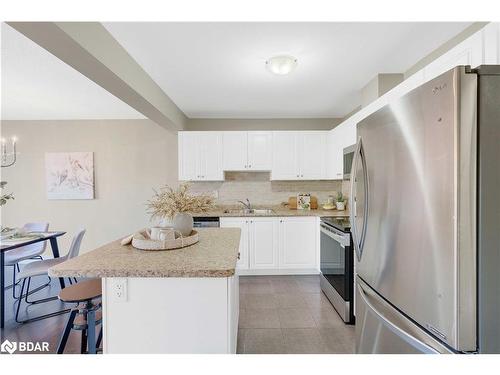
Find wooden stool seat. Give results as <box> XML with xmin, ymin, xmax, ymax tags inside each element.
<box><xmin>57</xmin><ymin>278</ymin><xmax>103</xmax><ymax>354</ymax></box>
<box><xmin>59</xmin><ymin>279</ymin><xmax>102</xmax><ymax>303</ymax></box>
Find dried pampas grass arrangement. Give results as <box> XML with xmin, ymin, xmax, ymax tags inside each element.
<box><xmin>146</xmin><ymin>183</ymin><xmax>215</xmax><ymax>220</ymax></box>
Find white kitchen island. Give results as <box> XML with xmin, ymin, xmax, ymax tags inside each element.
<box><xmin>49</xmin><ymin>228</ymin><xmax>241</xmax><ymax>354</ymax></box>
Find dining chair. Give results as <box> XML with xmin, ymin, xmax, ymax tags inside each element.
<box><xmin>4</xmin><ymin>222</ymin><xmax>50</xmax><ymax>299</ymax></box>
<box><xmin>15</xmin><ymin>228</ymin><xmax>86</xmax><ymax>324</ymax></box>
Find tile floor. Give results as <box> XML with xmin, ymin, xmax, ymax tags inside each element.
<box><xmin>237</xmin><ymin>275</ymin><xmax>355</xmax><ymax>354</ymax></box>
<box><xmin>1</xmin><ymin>271</ymin><xmax>355</xmax><ymax>354</ymax></box>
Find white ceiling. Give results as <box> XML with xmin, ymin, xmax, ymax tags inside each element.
<box><xmin>1</xmin><ymin>23</ymin><xmax>145</xmax><ymax>120</ymax></box>
<box><xmin>105</xmin><ymin>22</ymin><xmax>471</xmax><ymax>119</ymax></box>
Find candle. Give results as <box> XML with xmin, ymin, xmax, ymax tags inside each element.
<box><xmin>1</xmin><ymin>138</ymin><xmax>6</xmax><ymax>160</ymax></box>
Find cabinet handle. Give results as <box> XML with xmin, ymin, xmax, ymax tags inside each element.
<box><xmin>237</xmin><ymin>252</ymin><xmax>241</xmax><ymax>260</ymax></box>
<box><xmin>301</xmin><ymin>174</ymin><xmax>304</xmax><ymax>177</ymax></box>
<box><xmin>248</xmin><ymin>165</ymin><xmax>251</xmax><ymax>168</ymax></box>
<box><xmin>296</xmin><ymin>174</ymin><xmax>299</xmax><ymax>177</ymax></box>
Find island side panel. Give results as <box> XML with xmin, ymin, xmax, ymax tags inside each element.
<box><xmin>102</xmin><ymin>277</ymin><xmax>237</xmax><ymax>354</ymax></box>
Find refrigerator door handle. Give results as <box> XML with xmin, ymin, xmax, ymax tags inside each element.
<box><xmin>357</xmin><ymin>280</ymin><xmax>445</xmax><ymax>354</ymax></box>
<box><xmin>350</xmin><ymin>138</ymin><xmax>369</xmax><ymax>261</ymax></box>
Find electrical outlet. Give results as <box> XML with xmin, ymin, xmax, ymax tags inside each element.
<box><xmin>112</xmin><ymin>278</ymin><xmax>127</xmax><ymax>302</ymax></box>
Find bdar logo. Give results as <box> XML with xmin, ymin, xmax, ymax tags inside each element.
<box><xmin>1</xmin><ymin>339</ymin><xmax>17</xmax><ymax>354</ymax></box>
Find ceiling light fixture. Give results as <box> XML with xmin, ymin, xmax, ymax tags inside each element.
<box><xmin>265</xmin><ymin>55</ymin><xmax>298</xmax><ymax>75</ymax></box>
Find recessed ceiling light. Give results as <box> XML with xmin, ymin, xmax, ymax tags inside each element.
<box><xmin>265</xmin><ymin>55</ymin><xmax>298</xmax><ymax>75</ymax></box>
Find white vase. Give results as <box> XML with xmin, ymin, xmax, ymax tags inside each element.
<box><xmin>158</xmin><ymin>217</ymin><xmax>173</xmax><ymax>228</ymax></box>
<box><xmin>173</xmin><ymin>212</ymin><xmax>194</xmax><ymax>236</ymax></box>
<box><xmin>336</xmin><ymin>201</ymin><xmax>346</xmax><ymax>211</ymax></box>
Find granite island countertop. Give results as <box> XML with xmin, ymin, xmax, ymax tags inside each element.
<box><xmin>192</xmin><ymin>205</ymin><xmax>350</xmax><ymax>218</ymax></box>
<box><xmin>49</xmin><ymin>228</ymin><xmax>241</xmax><ymax>278</ymax></box>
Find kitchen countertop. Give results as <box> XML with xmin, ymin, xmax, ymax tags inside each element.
<box><xmin>193</xmin><ymin>205</ymin><xmax>350</xmax><ymax>218</ymax></box>
<box><xmin>49</xmin><ymin>228</ymin><xmax>241</xmax><ymax>278</ymax></box>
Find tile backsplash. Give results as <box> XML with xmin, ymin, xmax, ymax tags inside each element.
<box><xmin>190</xmin><ymin>172</ymin><xmax>351</xmax><ymax>206</ymax></box>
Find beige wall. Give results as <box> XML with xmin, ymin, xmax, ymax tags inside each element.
<box><xmin>361</xmin><ymin>74</ymin><xmax>404</xmax><ymax>108</ymax></box>
<box><xmin>186</xmin><ymin>118</ymin><xmax>342</xmax><ymax>131</ymax></box>
<box><xmin>0</xmin><ymin>119</ymin><xmax>178</xmax><ymax>255</ymax></box>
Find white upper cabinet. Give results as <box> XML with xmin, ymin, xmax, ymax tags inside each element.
<box><xmin>299</xmin><ymin>131</ymin><xmax>326</xmax><ymax>179</ymax></box>
<box><xmin>424</xmin><ymin>31</ymin><xmax>483</xmax><ymax>82</ymax></box>
<box><xmin>222</xmin><ymin>131</ymin><xmax>272</xmax><ymax>171</ymax></box>
<box><xmin>483</xmin><ymin>22</ymin><xmax>500</xmax><ymax>64</ymax></box>
<box><xmin>178</xmin><ymin>132</ymin><xmax>199</xmax><ymax>181</ymax></box>
<box><xmin>223</xmin><ymin>131</ymin><xmax>248</xmax><ymax>171</ymax></box>
<box><xmin>271</xmin><ymin>131</ymin><xmax>299</xmax><ymax>180</ymax></box>
<box><xmin>178</xmin><ymin>131</ymin><xmax>223</xmax><ymax>181</ymax></box>
<box><xmin>271</xmin><ymin>131</ymin><xmax>327</xmax><ymax>180</ymax></box>
<box><xmin>247</xmin><ymin>131</ymin><xmax>272</xmax><ymax>170</ymax></box>
<box><xmin>327</xmin><ymin>122</ymin><xmax>356</xmax><ymax>179</ymax></box>
<box><xmin>327</xmin><ymin>130</ymin><xmax>343</xmax><ymax>179</ymax></box>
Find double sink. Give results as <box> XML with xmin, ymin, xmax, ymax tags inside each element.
<box><xmin>222</xmin><ymin>208</ymin><xmax>276</xmax><ymax>216</ymax></box>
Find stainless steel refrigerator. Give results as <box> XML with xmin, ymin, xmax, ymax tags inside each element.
<box><xmin>351</xmin><ymin>66</ymin><xmax>500</xmax><ymax>354</ymax></box>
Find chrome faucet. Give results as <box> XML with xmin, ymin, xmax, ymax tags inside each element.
<box><xmin>237</xmin><ymin>198</ymin><xmax>252</xmax><ymax>210</ymax></box>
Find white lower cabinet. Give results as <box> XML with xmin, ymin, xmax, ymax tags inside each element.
<box><xmin>220</xmin><ymin>216</ymin><xmax>318</xmax><ymax>274</ymax></box>
<box><xmin>249</xmin><ymin>218</ymin><xmax>279</xmax><ymax>269</ymax></box>
<box><xmin>278</xmin><ymin>217</ymin><xmax>318</xmax><ymax>269</ymax></box>
<box><xmin>220</xmin><ymin>218</ymin><xmax>249</xmax><ymax>269</ymax></box>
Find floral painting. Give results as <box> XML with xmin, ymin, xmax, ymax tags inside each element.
<box><xmin>45</xmin><ymin>152</ymin><xmax>94</xmax><ymax>200</ymax></box>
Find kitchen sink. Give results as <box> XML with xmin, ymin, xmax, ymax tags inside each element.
<box><xmin>223</xmin><ymin>208</ymin><xmax>276</xmax><ymax>215</ymax></box>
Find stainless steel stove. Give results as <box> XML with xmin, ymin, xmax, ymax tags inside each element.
<box><xmin>319</xmin><ymin>216</ymin><xmax>354</xmax><ymax>324</ymax></box>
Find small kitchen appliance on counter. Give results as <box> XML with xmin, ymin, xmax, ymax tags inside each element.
<box><xmin>320</xmin><ymin>216</ymin><xmax>354</xmax><ymax>324</ymax></box>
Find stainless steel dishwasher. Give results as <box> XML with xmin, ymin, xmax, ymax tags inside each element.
<box><xmin>193</xmin><ymin>217</ymin><xmax>220</xmax><ymax>228</ymax></box>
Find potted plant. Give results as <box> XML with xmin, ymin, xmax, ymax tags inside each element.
<box><xmin>1</xmin><ymin>181</ymin><xmax>15</xmax><ymax>238</ymax></box>
<box><xmin>335</xmin><ymin>192</ymin><xmax>347</xmax><ymax>211</ymax></box>
<box><xmin>0</xmin><ymin>181</ymin><xmax>14</xmax><ymax>207</ymax></box>
<box><xmin>146</xmin><ymin>183</ymin><xmax>215</xmax><ymax>236</ymax></box>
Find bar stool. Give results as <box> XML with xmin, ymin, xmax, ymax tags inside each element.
<box><xmin>56</xmin><ymin>279</ymin><xmax>102</xmax><ymax>354</ymax></box>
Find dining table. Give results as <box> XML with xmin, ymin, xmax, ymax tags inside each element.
<box><xmin>0</xmin><ymin>231</ymin><xmax>66</xmax><ymax>330</ymax></box>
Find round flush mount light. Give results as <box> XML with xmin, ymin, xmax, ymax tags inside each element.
<box><xmin>265</xmin><ymin>55</ymin><xmax>298</xmax><ymax>75</ymax></box>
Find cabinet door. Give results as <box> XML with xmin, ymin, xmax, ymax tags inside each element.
<box><xmin>249</xmin><ymin>218</ymin><xmax>279</xmax><ymax>269</ymax></box>
<box><xmin>220</xmin><ymin>218</ymin><xmax>249</xmax><ymax>270</ymax></box>
<box><xmin>178</xmin><ymin>132</ymin><xmax>199</xmax><ymax>181</ymax></box>
<box><xmin>247</xmin><ymin>131</ymin><xmax>272</xmax><ymax>170</ymax></box>
<box><xmin>227</xmin><ymin>274</ymin><xmax>239</xmax><ymax>354</ymax></box>
<box><xmin>424</xmin><ymin>31</ymin><xmax>483</xmax><ymax>82</ymax></box>
<box><xmin>483</xmin><ymin>22</ymin><xmax>500</xmax><ymax>64</ymax></box>
<box><xmin>327</xmin><ymin>129</ymin><xmax>343</xmax><ymax>180</ymax></box>
<box><xmin>299</xmin><ymin>131</ymin><xmax>326</xmax><ymax>179</ymax></box>
<box><xmin>279</xmin><ymin>217</ymin><xmax>317</xmax><ymax>269</ymax></box>
<box><xmin>271</xmin><ymin>131</ymin><xmax>299</xmax><ymax>180</ymax></box>
<box><xmin>199</xmin><ymin>132</ymin><xmax>223</xmax><ymax>181</ymax></box>
<box><xmin>223</xmin><ymin>132</ymin><xmax>248</xmax><ymax>171</ymax></box>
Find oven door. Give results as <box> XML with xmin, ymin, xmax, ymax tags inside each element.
<box><xmin>320</xmin><ymin>222</ymin><xmax>351</xmax><ymax>300</ymax></box>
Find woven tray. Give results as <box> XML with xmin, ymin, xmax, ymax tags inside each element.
<box><xmin>130</xmin><ymin>229</ymin><xmax>199</xmax><ymax>251</ymax></box>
